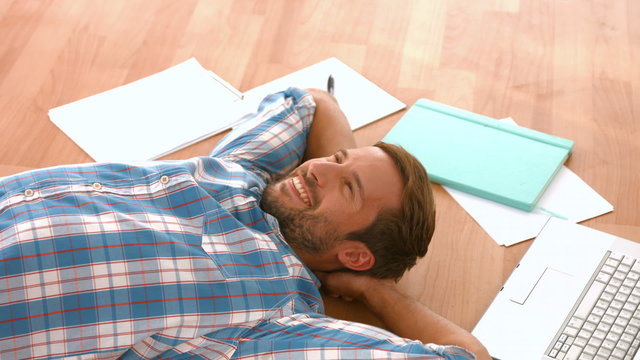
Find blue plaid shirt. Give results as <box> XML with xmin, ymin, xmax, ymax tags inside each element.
<box><xmin>0</xmin><ymin>88</ymin><xmax>474</xmax><ymax>359</ymax></box>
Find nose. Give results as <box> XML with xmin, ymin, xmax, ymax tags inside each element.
<box><xmin>307</xmin><ymin>159</ymin><xmax>343</xmax><ymax>188</ymax></box>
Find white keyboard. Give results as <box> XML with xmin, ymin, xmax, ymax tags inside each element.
<box><xmin>547</xmin><ymin>251</ymin><xmax>640</xmax><ymax>360</ymax></box>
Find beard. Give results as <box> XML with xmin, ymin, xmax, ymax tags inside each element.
<box><xmin>260</xmin><ymin>177</ymin><xmax>339</xmax><ymax>253</ymax></box>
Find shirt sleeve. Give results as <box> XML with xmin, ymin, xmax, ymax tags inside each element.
<box><xmin>229</xmin><ymin>313</ymin><xmax>477</xmax><ymax>359</ymax></box>
<box><xmin>209</xmin><ymin>88</ymin><xmax>316</xmax><ymax>183</ymax></box>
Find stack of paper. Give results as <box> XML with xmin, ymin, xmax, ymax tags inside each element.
<box><xmin>383</xmin><ymin>99</ymin><xmax>575</xmax><ymax>211</ymax></box>
<box><xmin>49</xmin><ymin>57</ymin><xmax>405</xmax><ymax>162</ymax></box>
<box><xmin>444</xmin><ymin>118</ymin><xmax>613</xmax><ymax>246</ymax></box>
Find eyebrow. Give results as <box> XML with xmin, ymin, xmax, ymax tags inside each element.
<box><xmin>339</xmin><ymin>149</ymin><xmax>364</xmax><ymax>205</ymax></box>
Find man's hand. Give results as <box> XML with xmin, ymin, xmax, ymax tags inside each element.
<box><xmin>317</xmin><ymin>271</ymin><xmax>492</xmax><ymax>360</ymax></box>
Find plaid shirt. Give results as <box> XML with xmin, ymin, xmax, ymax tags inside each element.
<box><xmin>0</xmin><ymin>88</ymin><xmax>474</xmax><ymax>359</ymax></box>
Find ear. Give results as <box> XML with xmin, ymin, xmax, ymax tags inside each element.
<box><xmin>336</xmin><ymin>241</ymin><xmax>375</xmax><ymax>272</ymax></box>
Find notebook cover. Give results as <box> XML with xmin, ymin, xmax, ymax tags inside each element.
<box><xmin>382</xmin><ymin>99</ymin><xmax>574</xmax><ymax>211</ymax></box>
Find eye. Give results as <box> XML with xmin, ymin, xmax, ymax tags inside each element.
<box><xmin>333</xmin><ymin>153</ymin><xmax>343</xmax><ymax>164</ymax></box>
<box><xmin>346</xmin><ymin>181</ymin><xmax>353</xmax><ymax>194</ymax></box>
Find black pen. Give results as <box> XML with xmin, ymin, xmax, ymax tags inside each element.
<box><xmin>327</xmin><ymin>75</ymin><xmax>334</xmax><ymax>95</ymax></box>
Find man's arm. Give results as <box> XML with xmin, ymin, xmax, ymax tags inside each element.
<box><xmin>303</xmin><ymin>89</ymin><xmax>356</xmax><ymax>161</ymax></box>
<box><xmin>318</xmin><ymin>272</ymin><xmax>492</xmax><ymax>360</ymax></box>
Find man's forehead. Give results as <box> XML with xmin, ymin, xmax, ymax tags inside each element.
<box><xmin>344</xmin><ymin>146</ymin><xmax>387</xmax><ymax>159</ymax></box>
<box><xmin>349</xmin><ymin>146</ymin><xmax>403</xmax><ymax>206</ymax></box>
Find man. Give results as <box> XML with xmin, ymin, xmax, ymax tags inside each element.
<box><xmin>0</xmin><ymin>88</ymin><xmax>489</xmax><ymax>359</ymax></box>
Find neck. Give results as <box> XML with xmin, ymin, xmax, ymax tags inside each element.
<box><xmin>290</xmin><ymin>246</ymin><xmax>343</xmax><ymax>272</ymax></box>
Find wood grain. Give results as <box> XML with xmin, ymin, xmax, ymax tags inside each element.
<box><xmin>1</xmin><ymin>0</ymin><xmax>638</xmax><ymax>333</ymax></box>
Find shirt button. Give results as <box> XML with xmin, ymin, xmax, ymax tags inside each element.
<box><xmin>160</xmin><ymin>175</ymin><xmax>170</xmax><ymax>184</ymax></box>
<box><xmin>24</xmin><ymin>189</ymin><xmax>35</xmax><ymax>197</ymax></box>
<box><xmin>92</xmin><ymin>182</ymin><xmax>102</xmax><ymax>190</ymax></box>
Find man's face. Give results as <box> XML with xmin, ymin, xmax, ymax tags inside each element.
<box><xmin>261</xmin><ymin>146</ymin><xmax>404</xmax><ymax>253</ymax></box>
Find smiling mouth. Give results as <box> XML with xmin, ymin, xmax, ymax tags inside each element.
<box><xmin>292</xmin><ymin>176</ymin><xmax>311</xmax><ymax>207</ymax></box>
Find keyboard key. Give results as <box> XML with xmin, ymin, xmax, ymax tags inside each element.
<box><xmin>618</xmin><ymin>338</ymin><xmax>632</xmax><ymax>351</ymax></box>
<box><xmin>601</xmin><ymin>291</ymin><xmax>615</xmax><ymax>302</ymax></box>
<box><xmin>564</xmin><ymin>326</ymin><xmax>580</xmax><ymax>337</ymax></box>
<box><xmin>616</xmin><ymin>315</ymin><xmax>631</xmax><ymax>328</ymax></box>
<box><xmin>612</xmin><ymin>348</ymin><xmax>626</xmax><ymax>359</ymax></box>
<box><xmin>573</xmin><ymin>336</ymin><xmax>588</xmax><ymax>348</ymax></box>
<box><xmin>616</xmin><ymin>292</ymin><xmax>630</xmax><ymax>303</ymax></box>
<box><xmin>564</xmin><ymin>345</ymin><xmax>583</xmax><ymax>359</ymax></box>
<box><xmin>587</xmin><ymin>336</ymin><xmax>603</xmax><ymax>348</ymax></box>
<box><xmin>626</xmin><ymin>325</ymin><xmax>639</xmax><ymax>335</ymax></box>
<box><xmin>583</xmin><ymin>344</ymin><xmax>598</xmax><ymax>356</ymax></box>
<box><xmin>621</xmin><ymin>256</ymin><xmax>635</xmax><ymax>267</ymax></box>
<box><xmin>610</xmin><ymin>253</ymin><xmax>624</xmax><ymax>261</ymax></box>
<box><xmin>588</xmin><ymin>313</ymin><xmax>602</xmax><ymax>324</ymax></box>
<box><xmin>596</xmin><ymin>347</ymin><xmax>612</xmax><ymax>358</ymax></box>
<box><xmin>583</xmin><ymin>322</ymin><xmax>597</xmax><ymax>332</ymax></box>
<box><xmin>596</xmin><ymin>272</ymin><xmax>612</xmax><ymax>283</ymax></box>
<box><xmin>597</xmin><ymin>321</ymin><xmax>611</xmax><ymax>332</ymax></box>
<box><xmin>602</xmin><ymin>339</ymin><xmax>617</xmax><ymax>350</ymax></box>
<box><xmin>566</xmin><ymin>336</ymin><xmax>575</xmax><ymax>346</ymax></box>
<box><xmin>605</xmin><ymin>330</ymin><xmax>621</xmax><ymax>342</ymax></box>
<box><xmin>578</xmin><ymin>329</ymin><xmax>593</xmax><ymax>340</ymax></box>
<box><xmin>606</xmin><ymin>284</ymin><xmax>620</xmax><ymax>294</ymax></box>
<box><xmin>606</xmin><ymin>307</ymin><xmax>621</xmax><ymax>318</ymax></box>
<box><xmin>593</xmin><ymin>329</ymin><xmax>607</xmax><ymax>340</ymax></box>
<box><xmin>603</xmin><ymin>264</ymin><xmax>617</xmax><ymax>274</ymax></box>
<box><xmin>602</xmin><ymin>314</ymin><xmax>616</xmax><ymax>325</ymax></box>
<box><xmin>620</xmin><ymin>286</ymin><xmax>633</xmax><ymax>296</ymax></box>
<box><xmin>569</xmin><ymin>316</ymin><xmax>585</xmax><ymax>329</ymax></box>
<box><xmin>612</xmin><ymin>324</ymin><xmax>625</xmax><ymax>335</ymax></box>
<box><xmin>596</xmin><ymin>299</ymin><xmax>610</xmax><ymax>309</ymax></box>
<box><xmin>612</xmin><ymin>300</ymin><xmax>625</xmax><ymax>310</ymax></box>
<box><xmin>606</xmin><ymin>257</ymin><xmax>621</xmax><ymax>267</ymax></box>
<box><xmin>611</xmin><ymin>278</ymin><xmax>624</xmax><ymax>287</ymax></box>
<box><xmin>620</xmin><ymin>309</ymin><xmax>633</xmax><ymax>320</ymax></box>
<box><xmin>623</xmin><ymin>302</ymin><xmax>636</xmax><ymax>313</ymax></box>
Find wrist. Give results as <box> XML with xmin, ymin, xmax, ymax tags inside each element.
<box><xmin>360</xmin><ymin>278</ymin><xmax>401</xmax><ymax>307</ymax></box>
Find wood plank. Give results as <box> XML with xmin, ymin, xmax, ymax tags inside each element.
<box><xmin>0</xmin><ymin>0</ymin><xmax>638</xmax><ymax>335</ymax></box>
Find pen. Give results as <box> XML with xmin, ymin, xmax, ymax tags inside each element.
<box><xmin>327</xmin><ymin>75</ymin><xmax>334</xmax><ymax>95</ymax></box>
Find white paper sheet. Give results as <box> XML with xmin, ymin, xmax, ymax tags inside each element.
<box><xmin>241</xmin><ymin>57</ymin><xmax>406</xmax><ymax>130</ymax></box>
<box><xmin>444</xmin><ymin>118</ymin><xmax>614</xmax><ymax>246</ymax></box>
<box><xmin>49</xmin><ymin>57</ymin><xmax>405</xmax><ymax>162</ymax></box>
<box><xmin>49</xmin><ymin>58</ymin><xmax>246</xmax><ymax>162</ymax></box>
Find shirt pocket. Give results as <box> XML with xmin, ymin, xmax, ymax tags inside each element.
<box><xmin>201</xmin><ymin>208</ymin><xmax>289</xmax><ymax>280</ymax></box>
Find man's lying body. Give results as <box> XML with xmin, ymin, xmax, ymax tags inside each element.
<box><xmin>0</xmin><ymin>88</ymin><xmax>489</xmax><ymax>359</ymax></box>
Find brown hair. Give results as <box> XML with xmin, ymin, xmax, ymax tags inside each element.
<box><xmin>346</xmin><ymin>142</ymin><xmax>436</xmax><ymax>279</ymax></box>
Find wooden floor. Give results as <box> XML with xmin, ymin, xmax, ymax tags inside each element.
<box><xmin>1</xmin><ymin>0</ymin><xmax>639</xmax><ymax>332</ymax></box>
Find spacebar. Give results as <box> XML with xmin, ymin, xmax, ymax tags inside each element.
<box><xmin>573</xmin><ymin>280</ymin><xmax>606</xmax><ymax>319</ymax></box>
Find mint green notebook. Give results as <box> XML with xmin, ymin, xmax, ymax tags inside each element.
<box><xmin>382</xmin><ymin>99</ymin><xmax>574</xmax><ymax>211</ymax></box>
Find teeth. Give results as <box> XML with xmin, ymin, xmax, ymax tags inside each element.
<box><xmin>292</xmin><ymin>177</ymin><xmax>310</xmax><ymax>206</ymax></box>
